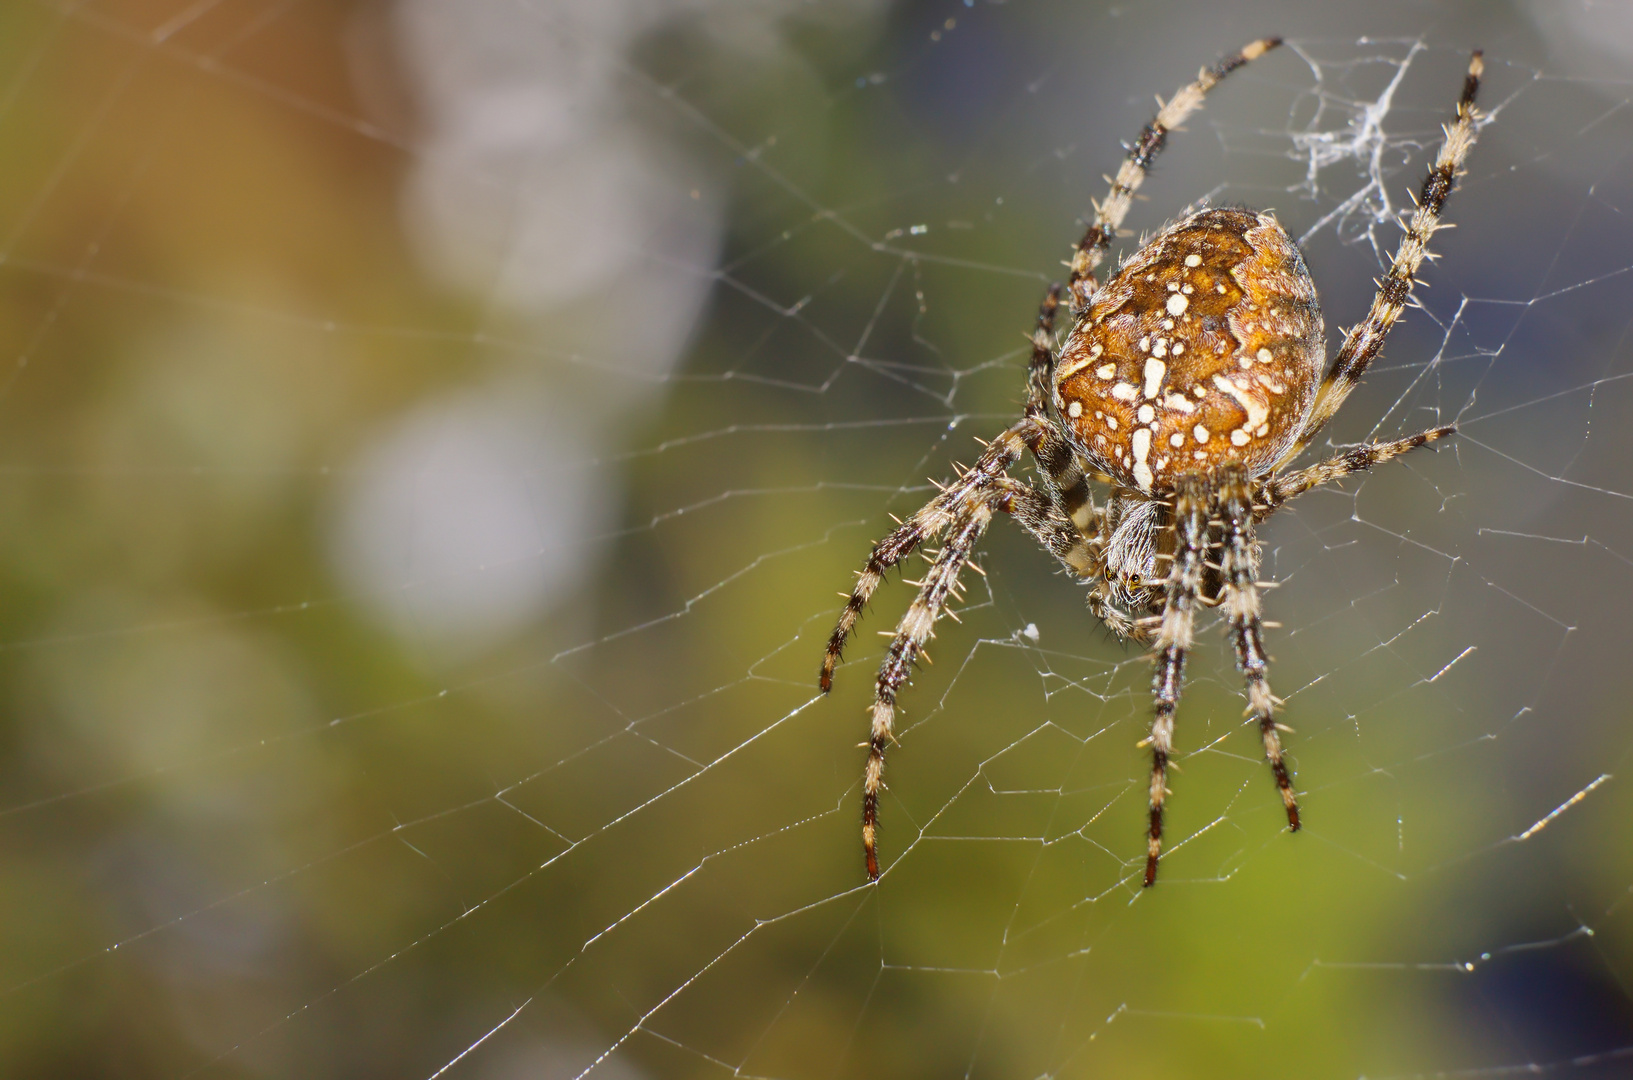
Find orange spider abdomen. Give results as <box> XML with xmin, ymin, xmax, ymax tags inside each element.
<box><xmin>1054</xmin><ymin>207</ymin><xmax>1325</xmax><ymax>491</ymax></box>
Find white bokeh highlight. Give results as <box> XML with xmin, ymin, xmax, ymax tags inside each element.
<box><xmin>330</xmin><ymin>0</ymin><xmax>879</xmax><ymax>652</ymax></box>
<box><xmin>330</xmin><ymin>387</ymin><xmax>609</xmax><ymax>654</ymax></box>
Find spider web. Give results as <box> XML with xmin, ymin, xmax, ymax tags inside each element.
<box><xmin>3</xmin><ymin>1</ymin><xmax>1633</xmax><ymax>1077</ymax></box>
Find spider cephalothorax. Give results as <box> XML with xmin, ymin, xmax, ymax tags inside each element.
<box><xmin>822</xmin><ymin>38</ymin><xmax>1483</xmax><ymax>886</ymax></box>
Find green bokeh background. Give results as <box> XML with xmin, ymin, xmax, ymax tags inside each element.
<box><xmin>1</xmin><ymin>1</ymin><xmax>1632</xmax><ymax>1077</ymax></box>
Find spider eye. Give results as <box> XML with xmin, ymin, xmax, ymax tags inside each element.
<box><xmin>1127</xmin><ymin>574</ymin><xmax>1143</xmax><ymax>588</ymax></box>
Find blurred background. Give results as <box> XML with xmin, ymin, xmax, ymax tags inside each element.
<box><xmin>2</xmin><ymin>0</ymin><xmax>1633</xmax><ymax>1076</ymax></box>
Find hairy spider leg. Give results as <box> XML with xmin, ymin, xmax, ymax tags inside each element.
<box><xmin>1145</xmin><ymin>474</ymin><xmax>1210</xmax><ymax>886</ymax></box>
<box><xmin>992</xmin><ymin>479</ymin><xmax>1099</xmax><ymax>576</ymax></box>
<box><xmin>1228</xmin><ymin>52</ymin><xmax>1486</xmax><ymax>826</ymax></box>
<box><xmin>822</xmin><ymin>416</ymin><xmax>1105</xmax><ymax>879</ymax></box>
<box><xmin>1026</xmin><ymin>282</ymin><xmax>1065</xmax><ymax>416</ymax></box>
<box><xmin>1026</xmin><ymin>283</ymin><xmax>1096</xmax><ymax>532</ymax></box>
<box><xmin>1066</xmin><ymin>36</ymin><xmax>1282</xmax><ymax>312</ymax></box>
<box><xmin>1258</xmin><ymin>425</ymin><xmax>1456</xmax><ymax>515</ymax></box>
<box><xmin>1219</xmin><ymin>465</ymin><xmax>1298</xmax><ymax>830</ymax></box>
<box><xmin>1278</xmin><ymin>51</ymin><xmax>1483</xmax><ymax>468</ymax></box>
<box><xmin>860</xmin><ymin>501</ymin><xmax>992</xmax><ymax>879</ymax></box>
<box><xmin>821</xmin><ymin>503</ymin><xmax>939</xmax><ymax>697</ymax></box>
<box><xmin>822</xmin><ymin>287</ymin><xmax>1095</xmax><ymax>698</ymax></box>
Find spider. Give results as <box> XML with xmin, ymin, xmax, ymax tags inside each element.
<box><xmin>820</xmin><ymin>38</ymin><xmax>1484</xmax><ymax>886</ymax></box>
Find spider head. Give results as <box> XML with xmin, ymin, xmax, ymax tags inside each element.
<box><xmin>1102</xmin><ymin>495</ymin><xmax>1161</xmax><ymax>609</ymax></box>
